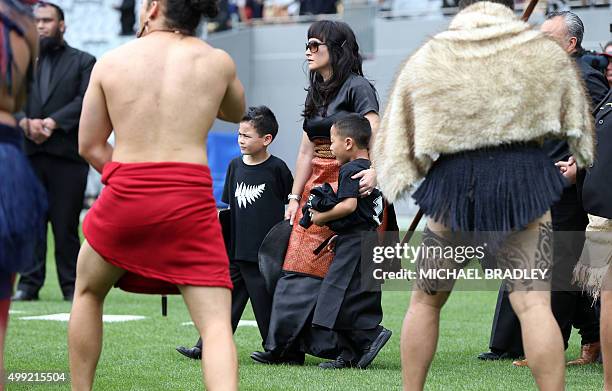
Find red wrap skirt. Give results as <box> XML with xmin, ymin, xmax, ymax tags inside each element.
<box><xmin>83</xmin><ymin>161</ymin><xmax>232</xmax><ymax>293</ymax></box>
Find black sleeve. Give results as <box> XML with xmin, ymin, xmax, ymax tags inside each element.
<box><xmin>336</xmin><ymin>166</ymin><xmax>361</xmax><ymax>199</ymax></box>
<box><xmin>13</xmin><ymin>111</ymin><xmax>25</xmax><ymax>123</ymax></box>
<box><xmin>278</xmin><ymin>161</ymin><xmax>294</xmax><ymax>204</ymax></box>
<box><xmin>348</xmin><ymin>77</ymin><xmax>380</xmax><ymax>116</ymax></box>
<box><xmin>584</xmin><ymin>69</ymin><xmax>609</xmax><ymax>109</ymax></box>
<box><xmin>49</xmin><ymin>52</ymin><xmax>96</xmax><ymax>133</ymax></box>
<box><xmin>221</xmin><ymin>161</ymin><xmax>233</xmax><ymax>205</ymax></box>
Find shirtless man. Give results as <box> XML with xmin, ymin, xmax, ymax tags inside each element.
<box><xmin>67</xmin><ymin>0</ymin><xmax>245</xmax><ymax>390</ymax></box>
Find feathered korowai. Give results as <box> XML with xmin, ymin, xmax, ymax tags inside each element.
<box><xmin>372</xmin><ymin>2</ymin><xmax>595</xmax><ymax>204</ymax></box>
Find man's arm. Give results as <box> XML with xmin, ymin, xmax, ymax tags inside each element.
<box><xmin>78</xmin><ymin>62</ymin><xmax>113</xmax><ymax>173</ymax></box>
<box><xmin>216</xmin><ymin>50</ymin><xmax>245</xmax><ymax>123</ymax></box>
<box><xmin>311</xmin><ymin>198</ymin><xmax>358</xmax><ymax>226</ymax></box>
<box><xmin>46</xmin><ymin>53</ymin><xmax>96</xmax><ymax>133</ymax></box>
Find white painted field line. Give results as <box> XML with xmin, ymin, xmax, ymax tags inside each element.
<box><xmin>181</xmin><ymin>320</ymin><xmax>257</xmax><ymax>327</ymax></box>
<box><xmin>19</xmin><ymin>313</ymin><xmax>146</xmax><ymax>323</ymax></box>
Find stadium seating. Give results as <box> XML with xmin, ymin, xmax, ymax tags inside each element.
<box><xmin>207</xmin><ymin>131</ymin><xmax>241</xmax><ymax>207</ymax></box>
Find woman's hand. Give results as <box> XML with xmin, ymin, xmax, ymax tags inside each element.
<box><xmin>285</xmin><ymin>199</ymin><xmax>301</xmax><ymax>225</ymax></box>
<box><xmin>351</xmin><ymin>168</ymin><xmax>377</xmax><ymax>197</ymax></box>
<box><xmin>555</xmin><ymin>156</ymin><xmax>577</xmax><ymax>185</ymax></box>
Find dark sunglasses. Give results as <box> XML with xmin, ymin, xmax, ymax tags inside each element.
<box><xmin>306</xmin><ymin>41</ymin><xmax>326</xmax><ymax>53</ymax></box>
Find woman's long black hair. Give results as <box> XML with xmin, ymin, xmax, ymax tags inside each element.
<box><xmin>303</xmin><ymin>20</ymin><xmax>364</xmax><ymax>119</ymax></box>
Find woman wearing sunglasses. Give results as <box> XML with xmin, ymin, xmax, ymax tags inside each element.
<box><xmin>251</xmin><ymin>20</ymin><xmax>389</xmax><ymax>368</ymax></box>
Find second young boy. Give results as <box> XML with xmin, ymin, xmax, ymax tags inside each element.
<box><xmin>310</xmin><ymin>114</ymin><xmax>391</xmax><ymax>369</ymax></box>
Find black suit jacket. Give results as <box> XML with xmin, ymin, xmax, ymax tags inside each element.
<box><xmin>582</xmin><ymin>89</ymin><xmax>612</xmax><ymax>218</ymax></box>
<box><xmin>15</xmin><ymin>43</ymin><xmax>96</xmax><ymax>163</ymax></box>
<box><xmin>575</xmin><ymin>50</ymin><xmax>610</xmax><ymax>110</ymax></box>
<box><xmin>544</xmin><ymin>52</ymin><xmax>609</xmax><ymax>218</ymax></box>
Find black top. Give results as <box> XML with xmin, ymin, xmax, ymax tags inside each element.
<box><xmin>303</xmin><ymin>73</ymin><xmax>379</xmax><ymax>141</ymax></box>
<box><xmin>335</xmin><ymin>158</ymin><xmax>383</xmax><ymax>233</ymax></box>
<box><xmin>222</xmin><ymin>155</ymin><xmax>293</xmax><ymax>262</ymax></box>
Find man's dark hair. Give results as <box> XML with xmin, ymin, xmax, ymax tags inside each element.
<box><xmin>37</xmin><ymin>2</ymin><xmax>65</xmax><ymax>21</ymax></box>
<box><xmin>241</xmin><ymin>106</ymin><xmax>279</xmax><ymax>140</ymax></box>
<box><xmin>459</xmin><ymin>0</ymin><xmax>514</xmax><ymax>10</ymax></box>
<box><xmin>547</xmin><ymin>11</ymin><xmax>584</xmax><ymax>49</ymax></box>
<box><xmin>161</xmin><ymin>0</ymin><xmax>218</xmax><ymax>35</ymax></box>
<box><xmin>333</xmin><ymin>114</ymin><xmax>371</xmax><ymax>150</ymax></box>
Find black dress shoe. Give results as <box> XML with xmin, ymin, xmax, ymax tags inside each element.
<box><xmin>477</xmin><ymin>350</ymin><xmax>521</xmax><ymax>360</ymax></box>
<box><xmin>176</xmin><ymin>346</ymin><xmax>202</xmax><ymax>360</ymax></box>
<box><xmin>357</xmin><ymin>327</ymin><xmax>392</xmax><ymax>369</ymax></box>
<box><xmin>319</xmin><ymin>356</ymin><xmax>356</xmax><ymax>369</ymax></box>
<box><xmin>477</xmin><ymin>351</ymin><xmax>501</xmax><ymax>360</ymax></box>
<box><xmin>11</xmin><ymin>290</ymin><xmax>38</xmax><ymax>301</ymax></box>
<box><xmin>250</xmin><ymin>350</ymin><xmax>304</xmax><ymax>365</ymax></box>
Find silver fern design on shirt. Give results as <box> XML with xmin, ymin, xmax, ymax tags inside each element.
<box><xmin>373</xmin><ymin>195</ymin><xmax>383</xmax><ymax>225</ymax></box>
<box><xmin>235</xmin><ymin>182</ymin><xmax>266</xmax><ymax>208</ymax></box>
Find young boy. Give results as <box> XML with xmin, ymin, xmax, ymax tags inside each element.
<box><xmin>310</xmin><ymin>114</ymin><xmax>391</xmax><ymax>369</ymax></box>
<box><xmin>177</xmin><ymin>106</ymin><xmax>293</xmax><ymax>359</ymax></box>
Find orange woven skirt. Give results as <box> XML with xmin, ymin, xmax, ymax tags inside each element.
<box><xmin>283</xmin><ymin>154</ymin><xmax>340</xmax><ymax>278</ymax></box>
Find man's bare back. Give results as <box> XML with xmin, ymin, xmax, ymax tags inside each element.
<box><xmin>79</xmin><ymin>32</ymin><xmax>245</xmax><ymax>170</ymax></box>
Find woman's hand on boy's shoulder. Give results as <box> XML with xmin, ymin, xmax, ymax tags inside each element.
<box><xmin>351</xmin><ymin>167</ymin><xmax>377</xmax><ymax>197</ymax></box>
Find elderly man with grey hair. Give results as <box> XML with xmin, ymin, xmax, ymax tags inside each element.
<box><xmin>479</xmin><ymin>9</ymin><xmax>610</xmax><ymax>369</ymax></box>
<box><xmin>541</xmin><ymin>11</ymin><xmax>609</xmax><ymax>107</ymax></box>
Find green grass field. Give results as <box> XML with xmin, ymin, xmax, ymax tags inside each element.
<box><xmin>5</xmin><ymin>231</ymin><xmax>603</xmax><ymax>390</ymax></box>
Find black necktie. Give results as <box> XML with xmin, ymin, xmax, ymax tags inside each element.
<box><xmin>39</xmin><ymin>56</ymin><xmax>52</xmax><ymax>101</ymax></box>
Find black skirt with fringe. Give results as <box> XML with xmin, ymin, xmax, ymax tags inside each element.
<box><xmin>0</xmin><ymin>123</ymin><xmax>47</xmax><ymax>274</ymax></box>
<box><xmin>412</xmin><ymin>142</ymin><xmax>566</xmax><ymax>250</ymax></box>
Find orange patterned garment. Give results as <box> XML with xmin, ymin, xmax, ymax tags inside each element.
<box><xmin>283</xmin><ymin>154</ymin><xmax>340</xmax><ymax>278</ymax></box>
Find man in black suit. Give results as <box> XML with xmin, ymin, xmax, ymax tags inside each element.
<box><xmin>12</xmin><ymin>2</ymin><xmax>95</xmax><ymax>302</ymax></box>
<box><xmin>479</xmin><ymin>11</ymin><xmax>609</xmax><ymax>366</ymax></box>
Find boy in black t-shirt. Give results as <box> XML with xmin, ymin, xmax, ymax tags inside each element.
<box><xmin>309</xmin><ymin>114</ymin><xmax>391</xmax><ymax>369</ymax></box>
<box><xmin>177</xmin><ymin>106</ymin><xmax>293</xmax><ymax>360</ymax></box>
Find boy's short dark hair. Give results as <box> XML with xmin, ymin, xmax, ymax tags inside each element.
<box><xmin>241</xmin><ymin>106</ymin><xmax>279</xmax><ymax>140</ymax></box>
<box><xmin>459</xmin><ymin>0</ymin><xmax>514</xmax><ymax>10</ymax></box>
<box><xmin>333</xmin><ymin>114</ymin><xmax>371</xmax><ymax>150</ymax></box>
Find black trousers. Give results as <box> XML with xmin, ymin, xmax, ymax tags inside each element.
<box><xmin>312</xmin><ymin>233</ymin><xmax>383</xmax><ymax>362</ymax></box>
<box><xmin>264</xmin><ymin>272</ymin><xmax>340</xmax><ymax>360</ymax></box>
<box><xmin>195</xmin><ymin>260</ymin><xmax>273</xmax><ymax>349</ymax></box>
<box><xmin>17</xmin><ymin>154</ymin><xmax>88</xmax><ymax>298</ymax></box>
<box><xmin>488</xmin><ymin>189</ymin><xmax>599</xmax><ymax>355</ymax></box>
